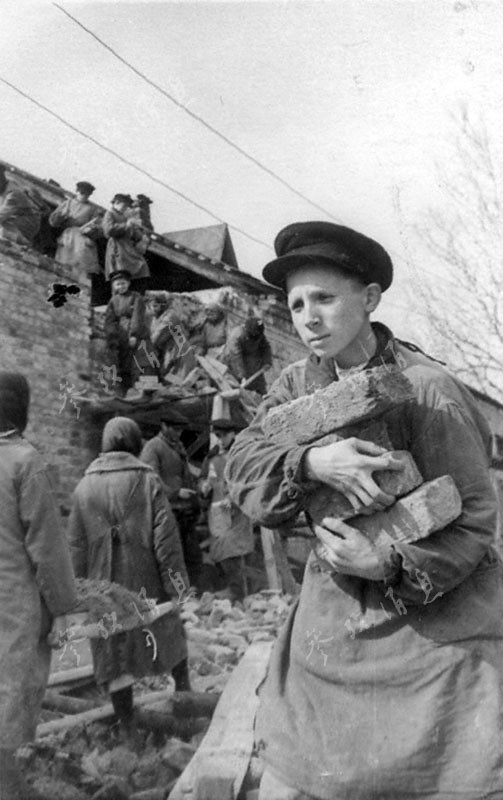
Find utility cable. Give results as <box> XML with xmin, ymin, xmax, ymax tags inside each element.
<box><xmin>0</xmin><ymin>76</ymin><xmax>272</xmax><ymax>251</ymax></box>
<box><xmin>53</xmin><ymin>2</ymin><xmax>464</xmax><ymax>291</ymax></box>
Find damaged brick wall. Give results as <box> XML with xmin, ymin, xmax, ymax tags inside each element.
<box><xmin>0</xmin><ymin>239</ymin><xmax>97</xmax><ymax>515</ymax></box>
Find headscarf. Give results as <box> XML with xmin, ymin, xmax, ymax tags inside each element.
<box><xmin>102</xmin><ymin>416</ymin><xmax>142</xmax><ymax>456</ymax></box>
<box><xmin>0</xmin><ymin>372</ymin><xmax>30</xmax><ymax>433</ymax></box>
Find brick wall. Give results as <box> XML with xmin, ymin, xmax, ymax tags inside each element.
<box><xmin>0</xmin><ymin>239</ymin><xmax>96</xmax><ymax>514</ymax></box>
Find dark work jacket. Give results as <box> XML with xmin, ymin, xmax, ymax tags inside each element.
<box><xmin>225</xmin><ymin>322</ymin><xmax>503</xmax><ymax>799</ymax></box>
<box><xmin>68</xmin><ymin>452</ymin><xmax>187</xmax><ymax>684</ymax></box>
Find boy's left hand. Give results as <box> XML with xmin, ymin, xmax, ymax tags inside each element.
<box><xmin>313</xmin><ymin>518</ymin><xmax>391</xmax><ymax>580</ymax></box>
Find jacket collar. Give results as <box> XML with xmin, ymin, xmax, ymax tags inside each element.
<box><xmin>304</xmin><ymin>321</ymin><xmax>397</xmax><ymax>392</ymax></box>
<box><xmin>85</xmin><ymin>451</ymin><xmax>151</xmax><ymax>475</ymax></box>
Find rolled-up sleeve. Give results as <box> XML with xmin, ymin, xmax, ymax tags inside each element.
<box><xmin>225</xmin><ymin>370</ymin><xmax>314</xmax><ymax>527</ymax></box>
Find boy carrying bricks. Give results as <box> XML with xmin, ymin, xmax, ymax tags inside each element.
<box><xmin>225</xmin><ymin>221</ymin><xmax>503</xmax><ymax>800</ymax></box>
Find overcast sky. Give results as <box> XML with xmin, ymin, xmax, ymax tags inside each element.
<box><xmin>2</xmin><ymin>0</ymin><xmax>502</xmax><ymax>339</ymax></box>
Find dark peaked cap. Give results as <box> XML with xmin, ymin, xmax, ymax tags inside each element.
<box><xmin>262</xmin><ymin>221</ymin><xmax>393</xmax><ymax>292</ymax></box>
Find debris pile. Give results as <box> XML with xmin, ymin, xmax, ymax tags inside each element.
<box><xmin>24</xmin><ymin>590</ymin><xmax>293</xmax><ymax>799</ymax></box>
<box><xmin>183</xmin><ymin>590</ymin><xmax>294</xmax><ymax>693</ymax></box>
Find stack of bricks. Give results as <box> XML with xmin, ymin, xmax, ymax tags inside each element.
<box><xmin>263</xmin><ymin>364</ymin><xmax>462</xmax><ymax>548</ymax></box>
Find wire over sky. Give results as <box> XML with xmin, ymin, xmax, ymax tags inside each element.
<box><xmin>51</xmin><ymin>3</ymin><xmax>462</xmax><ymax>291</ymax></box>
<box><xmin>54</xmin><ymin>2</ymin><xmax>349</xmax><ymax>224</ymax></box>
<box><xmin>0</xmin><ymin>75</ymin><xmax>272</xmax><ymax>251</ymax></box>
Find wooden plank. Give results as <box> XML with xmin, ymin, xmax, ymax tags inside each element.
<box><xmin>168</xmin><ymin>640</ymin><xmax>273</xmax><ymax>800</ymax></box>
<box><xmin>48</xmin><ymin>664</ymin><xmax>94</xmax><ymax>687</ymax></box>
<box><xmin>260</xmin><ymin>527</ymin><xmax>281</xmax><ymax>591</ymax></box>
<box><xmin>36</xmin><ymin>689</ymin><xmax>173</xmax><ymax>738</ymax></box>
<box><xmin>271</xmin><ymin>531</ymin><xmax>298</xmax><ymax>595</ymax></box>
<box><xmin>196</xmin><ymin>355</ymin><xmax>237</xmax><ymax>393</ymax></box>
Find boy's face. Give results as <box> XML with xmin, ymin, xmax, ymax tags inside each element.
<box><xmin>286</xmin><ymin>264</ymin><xmax>380</xmax><ymax>363</ymax></box>
<box><xmin>113</xmin><ymin>201</ymin><xmax>128</xmax><ymax>214</ymax></box>
<box><xmin>113</xmin><ymin>278</ymin><xmax>130</xmax><ymax>294</ymax></box>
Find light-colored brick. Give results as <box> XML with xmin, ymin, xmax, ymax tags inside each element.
<box><xmin>264</xmin><ymin>365</ymin><xmax>415</xmax><ymax>445</ymax></box>
<box><xmin>307</xmin><ymin>450</ymin><xmax>423</xmax><ymax>523</ymax></box>
<box><xmin>351</xmin><ymin>475</ymin><xmax>462</xmax><ymax>546</ymax></box>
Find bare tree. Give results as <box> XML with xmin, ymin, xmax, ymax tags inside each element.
<box><xmin>407</xmin><ymin>105</ymin><xmax>503</xmax><ymax>402</ymax></box>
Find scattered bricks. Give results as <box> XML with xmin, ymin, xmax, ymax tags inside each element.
<box><xmin>350</xmin><ymin>475</ymin><xmax>462</xmax><ymax>547</ymax></box>
<box><xmin>162</xmin><ymin>740</ymin><xmax>196</xmax><ymax>773</ymax></box>
<box><xmin>308</xmin><ymin>451</ymin><xmax>423</xmax><ymax>525</ymax></box>
<box><xmin>263</xmin><ymin>365</ymin><xmax>415</xmax><ymax>445</ymax></box>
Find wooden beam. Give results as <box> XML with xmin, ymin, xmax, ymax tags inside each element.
<box><xmin>36</xmin><ymin>690</ymin><xmax>173</xmax><ymax>738</ymax></box>
<box><xmin>168</xmin><ymin>640</ymin><xmax>273</xmax><ymax>800</ymax></box>
<box><xmin>260</xmin><ymin>527</ymin><xmax>281</xmax><ymax>591</ymax></box>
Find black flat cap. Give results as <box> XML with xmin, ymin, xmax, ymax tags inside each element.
<box><xmin>76</xmin><ymin>181</ymin><xmax>95</xmax><ymax>195</ymax></box>
<box><xmin>111</xmin><ymin>193</ymin><xmax>133</xmax><ymax>206</ymax></box>
<box><xmin>110</xmin><ymin>270</ymin><xmax>132</xmax><ymax>282</ymax></box>
<box><xmin>262</xmin><ymin>221</ymin><xmax>393</xmax><ymax>292</ymax></box>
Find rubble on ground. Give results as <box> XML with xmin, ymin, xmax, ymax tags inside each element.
<box><xmin>25</xmin><ymin>590</ymin><xmax>294</xmax><ymax>799</ymax></box>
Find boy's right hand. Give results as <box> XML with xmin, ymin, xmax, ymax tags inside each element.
<box><xmin>303</xmin><ymin>437</ymin><xmax>404</xmax><ymax>515</ymax></box>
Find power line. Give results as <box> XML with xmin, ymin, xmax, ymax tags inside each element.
<box><xmin>53</xmin><ymin>2</ymin><xmax>350</xmax><ymax>224</ymax></box>
<box><xmin>0</xmin><ymin>76</ymin><xmax>272</xmax><ymax>251</ymax></box>
<box><xmin>52</xmin><ymin>3</ymin><xmax>464</xmax><ymax>292</ymax></box>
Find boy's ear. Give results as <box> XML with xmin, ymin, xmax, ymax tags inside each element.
<box><xmin>364</xmin><ymin>283</ymin><xmax>382</xmax><ymax>312</ymax></box>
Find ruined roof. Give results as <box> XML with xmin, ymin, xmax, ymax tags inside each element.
<box><xmin>164</xmin><ymin>223</ymin><xmax>239</xmax><ymax>269</ymax></box>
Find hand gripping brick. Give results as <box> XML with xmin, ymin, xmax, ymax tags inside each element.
<box><xmin>307</xmin><ymin>450</ymin><xmax>423</xmax><ymax>524</ymax></box>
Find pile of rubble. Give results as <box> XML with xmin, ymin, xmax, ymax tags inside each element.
<box><xmin>183</xmin><ymin>590</ymin><xmax>293</xmax><ymax>693</ymax></box>
<box><xmin>24</xmin><ymin>590</ymin><xmax>294</xmax><ymax>800</ymax></box>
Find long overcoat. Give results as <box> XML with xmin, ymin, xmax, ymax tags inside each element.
<box><xmin>49</xmin><ymin>197</ymin><xmax>101</xmax><ymax>273</ymax></box>
<box><xmin>103</xmin><ymin>208</ymin><xmax>150</xmax><ymax>280</ymax></box>
<box><xmin>0</xmin><ymin>433</ymin><xmax>77</xmax><ymax>748</ymax></box>
<box><xmin>68</xmin><ymin>452</ymin><xmax>188</xmax><ymax>685</ymax></box>
<box><xmin>225</xmin><ymin>322</ymin><xmax>503</xmax><ymax>800</ymax></box>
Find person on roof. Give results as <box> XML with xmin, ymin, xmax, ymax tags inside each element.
<box><xmin>103</xmin><ymin>194</ymin><xmax>150</xmax><ymax>292</ymax></box>
<box><xmin>49</xmin><ymin>181</ymin><xmax>102</xmax><ymax>275</ymax></box>
<box><xmin>0</xmin><ymin>165</ymin><xmax>40</xmax><ymax>246</ymax></box>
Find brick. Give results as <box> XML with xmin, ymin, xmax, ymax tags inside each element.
<box><xmin>351</xmin><ymin>476</ymin><xmax>462</xmax><ymax>546</ymax></box>
<box><xmin>307</xmin><ymin>450</ymin><xmax>423</xmax><ymax>523</ymax></box>
<box><xmin>264</xmin><ymin>365</ymin><xmax>415</xmax><ymax>445</ymax></box>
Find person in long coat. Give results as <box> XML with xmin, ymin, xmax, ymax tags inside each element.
<box><xmin>68</xmin><ymin>417</ymin><xmax>190</xmax><ymax>731</ymax></box>
<box><xmin>0</xmin><ymin>373</ymin><xmax>77</xmax><ymax>800</ymax></box>
<box><xmin>49</xmin><ymin>181</ymin><xmax>102</xmax><ymax>274</ymax></box>
<box><xmin>225</xmin><ymin>221</ymin><xmax>503</xmax><ymax>800</ymax></box>
<box><xmin>0</xmin><ymin>165</ymin><xmax>40</xmax><ymax>246</ymax></box>
<box><xmin>140</xmin><ymin>420</ymin><xmax>202</xmax><ymax>591</ymax></box>
<box><xmin>199</xmin><ymin>419</ymin><xmax>254</xmax><ymax>602</ymax></box>
<box><xmin>103</xmin><ymin>194</ymin><xmax>150</xmax><ymax>286</ymax></box>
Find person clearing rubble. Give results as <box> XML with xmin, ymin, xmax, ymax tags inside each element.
<box><xmin>0</xmin><ymin>373</ymin><xmax>77</xmax><ymax>800</ymax></box>
<box><xmin>199</xmin><ymin>416</ymin><xmax>254</xmax><ymax>603</ymax></box>
<box><xmin>225</xmin><ymin>221</ymin><xmax>503</xmax><ymax>800</ymax></box>
<box><xmin>68</xmin><ymin>417</ymin><xmax>191</xmax><ymax>743</ymax></box>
